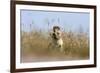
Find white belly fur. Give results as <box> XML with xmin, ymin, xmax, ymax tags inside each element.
<box><xmin>57</xmin><ymin>39</ymin><xmax>63</xmax><ymax>46</ymax></box>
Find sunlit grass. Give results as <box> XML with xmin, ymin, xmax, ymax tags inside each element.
<box><xmin>21</xmin><ymin>30</ymin><xmax>89</xmax><ymax>63</ymax></box>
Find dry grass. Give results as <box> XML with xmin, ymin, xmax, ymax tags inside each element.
<box><xmin>21</xmin><ymin>30</ymin><xmax>89</xmax><ymax>63</ymax></box>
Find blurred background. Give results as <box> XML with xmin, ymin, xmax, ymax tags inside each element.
<box><xmin>20</xmin><ymin>9</ymin><xmax>90</xmax><ymax>63</ymax></box>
